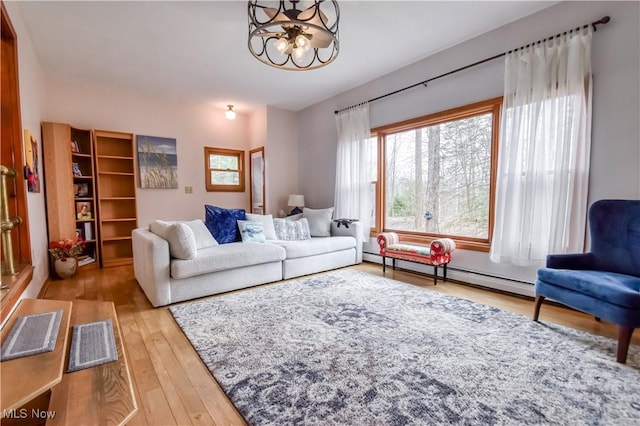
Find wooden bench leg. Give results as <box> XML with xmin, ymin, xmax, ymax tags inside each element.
<box><xmin>382</xmin><ymin>256</ymin><xmax>386</xmax><ymax>273</ymax></box>
<box><xmin>433</xmin><ymin>266</ymin><xmax>437</xmax><ymax>285</ymax></box>
<box><xmin>443</xmin><ymin>263</ymin><xmax>448</xmax><ymax>282</ymax></box>
<box><xmin>392</xmin><ymin>258</ymin><xmax>396</xmax><ymax>270</ymax></box>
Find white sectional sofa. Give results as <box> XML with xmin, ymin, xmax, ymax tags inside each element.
<box><xmin>132</xmin><ymin>219</ymin><xmax>363</xmax><ymax>307</ymax></box>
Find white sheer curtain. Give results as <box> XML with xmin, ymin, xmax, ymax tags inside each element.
<box><xmin>334</xmin><ymin>103</ymin><xmax>372</xmax><ymax>240</ymax></box>
<box><xmin>490</xmin><ymin>29</ymin><xmax>593</xmax><ymax>266</ymax></box>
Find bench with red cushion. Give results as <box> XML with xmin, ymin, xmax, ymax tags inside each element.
<box><xmin>377</xmin><ymin>232</ymin><xmax>456</xmax><ymax>285</ymax></box>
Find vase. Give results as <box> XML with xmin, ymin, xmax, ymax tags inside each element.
<box><xmin>54</xmin><ymin>257</ymin><xmax>78</xmax><ymax>279</ymax></box>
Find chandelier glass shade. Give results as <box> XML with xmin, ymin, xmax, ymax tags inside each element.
<box><xmin>248</xmin><ymin>0</ymin><xmax>340</xmax><ymax>71</ymax></box>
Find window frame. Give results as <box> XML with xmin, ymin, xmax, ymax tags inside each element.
<box><xmin>204</xmin><ymin>147</ymin><xmax>245</xmax><ymax>192</ymax></box>
<box><xmin>370</xmin><ymin>97</ymin><xmax>502</xmax><ymax>252</ymax></box>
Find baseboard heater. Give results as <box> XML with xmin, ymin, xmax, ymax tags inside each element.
<box><xmin>363</xmin><ymin>252</ymin><xmax>535</xmax><ymax>298</ymax></box>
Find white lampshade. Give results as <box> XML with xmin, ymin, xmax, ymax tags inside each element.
<box><xmin>287</xmin><ymin>194</ymin><xmax>305</xmax><ymax>207</ymax></box>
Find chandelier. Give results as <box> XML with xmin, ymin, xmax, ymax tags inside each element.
<box><xmin>248</xmin><ymin>1</ymin><xmax>340</xmax><ymax>71</ymax></box>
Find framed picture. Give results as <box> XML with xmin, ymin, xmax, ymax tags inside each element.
<box><xmin>72</xmin><ymin>162</ymin><xmax>82</xmax><ymax>176</ymax></box>
<box><xmin>23</xmin><ymin>129</ymin><xmax>41</xmax><ymax>193</ymax></box>
<box><xmin>71</xmin><ymin>140</ymin><xmax>80</xmax><ymax>153</ymax></box>
<box><xmin>75</xmin><ymin>228</ymin><xmax>84</xmax><ymax>240</ymax></box>
<box><xmin>76</xmin><ymin>201</ymin><xmax>92</xmax><ymax>220</ymax></box>
<box><xmin>77</xmin><ymin>183</ymin><xmax>89</xmax><ymax>197</ymax></box>
<box><xmin>136</xmin><ymin>135</ymin><xmax>178</xmax><ymax>189</ymax></box>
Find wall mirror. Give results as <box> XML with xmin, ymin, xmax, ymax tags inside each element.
<box><xmin>249</xmin><ymin>147</ymin><xmax>265</xmax><ymax>214</ymax></box>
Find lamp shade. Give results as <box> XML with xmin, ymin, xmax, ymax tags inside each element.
<box><xmin>287</xmin><ymin>194</ymin><xmax>305</xmax><ymax>207</ymax></box>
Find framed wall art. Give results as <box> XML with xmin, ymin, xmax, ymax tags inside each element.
<box><xmin>136</xmin><ymin>135</ymin><xmax>178</xmax><ymax>189</ymax></box>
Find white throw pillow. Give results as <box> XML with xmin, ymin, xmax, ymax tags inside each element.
<box><xmin>149</xmin><ymin>220</ymin><xmax>197</xmax><ymax>259</ymax></box>
<box><xmin>286</xmin><ymin>213</ymin><xmax>303</xmax><ymax>221</ymax></box>
<box><xmin>273</xmin><ymin>217</ymin><xmax>311</xmax><ymax>240</ymax></box>
<box><xmin>182</xmin><ymin>219</ymin><xmax>218</xmax><ymax>249</ymax></box>
<box><xmin>237</xmin><ymin>220</ymin><xmax>267</xmax><ymax>243</ymax></box>
<box><xmin>246</xmin><ymin>213</ymin><xmax>277</xmax><ymax>240</ymax></box>
<box><xmin>303</xmin><ymin>207</ymin><xmax>334</xmax><ymax>237</ymax></box>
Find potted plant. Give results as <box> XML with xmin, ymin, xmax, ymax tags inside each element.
<box><xmin>49</xmin><ymin>237</ymin><xmax>85</xmax><ymax>278</ymax></box>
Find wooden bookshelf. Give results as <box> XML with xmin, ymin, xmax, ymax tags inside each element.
<box><xmin>42</xmin><ymin>122</ymin><xmax>99</xmax><ymax>274</ymax></box>
<box><xmin>93</xmin><ymin>131</ymin><xmax>138</xmax><ymax>268</ymax></box>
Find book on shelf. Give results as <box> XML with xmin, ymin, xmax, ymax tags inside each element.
<box><xmin>83</xmin><ymin>222</ymin><xmax>93</xmax><ymax>240</ymax></box>
<box><xmin>78</xmin><ymin>256</ymin><xmax>95</xmax><ymax>267</ymax></box>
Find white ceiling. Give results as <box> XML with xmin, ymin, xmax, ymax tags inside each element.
<box><xmin>16</xmin><ymin>1</ymin><xmax>556</xmax><ymax>114</ymax></box>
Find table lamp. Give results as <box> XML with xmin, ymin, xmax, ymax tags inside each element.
<box><xmin>287</xmin><ymin>194</ymin><xmax>305</xmax><ymax>215</ymax></box>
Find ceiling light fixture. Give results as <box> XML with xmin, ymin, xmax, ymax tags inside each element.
<box><xmin>225</xmin><ymin>105</ymin><xmax>236</xmax><ymax>120</ymax></box>
<box><xmin>248</xmin><ymin>0</ymin><xmax>340</xmax><ymax>71</ymax></box>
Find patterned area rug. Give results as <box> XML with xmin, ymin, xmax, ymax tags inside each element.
<box><xmin>170</xmin><ymin>270</ymin><xmax>640</xmax><ymax>425</ymax></box>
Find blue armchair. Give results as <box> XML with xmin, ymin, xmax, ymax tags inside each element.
<box><xmin>533</xmin><ymin>199</ymin><xmax>640</xmax><ymax>363</ymax></box>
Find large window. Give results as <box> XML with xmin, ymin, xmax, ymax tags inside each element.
<box><xmin>204</xmin><ymin>147</ymin><xmax>245</xmax><ymax>192</ymax></box>
<box><xmin>371</xmin><ymin>97</ymin><xmax>501</xmax><ymax>251</ymax></box>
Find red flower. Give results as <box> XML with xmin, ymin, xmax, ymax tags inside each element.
<box><xmin>49</xmin><ymin>237</ymin><xmax>85</xmax><ymax>260</ymax></box>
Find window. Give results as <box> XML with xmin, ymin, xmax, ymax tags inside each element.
<box><xmin>371</xmin><ymin>97</ymin><xmax>501</xmax><ymax>251</ymax></box>
<box><xmin>204</xmin><ymin>147</ymin><xmax>245</xmax><ymax>192</ymax></box>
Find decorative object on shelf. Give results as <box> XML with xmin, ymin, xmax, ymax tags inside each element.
<box><xmin>49</xmin><ymin>237</ymin><xmax>84</xmax><ymax>279</ymax></box>
<box><xmin>248</xmin><ymin>0</ymin><xmax>340</xmax><ymax>71</ymax></box>
<box><xmin>76</xmin><ymin>201</ymin><xmax>92</xmax><ymax>220</ymax></box>
<box><xmin>23</xmin><ymin>129</ymin><xmax>40</xmax><ymax>193</ymax></box>
<box><xmin>287</xmin><ymin>194</ymin><xmax>305</xmax><ymax>215</ymax></box>
<box><xmin>76</xmin><ymin>182</ymin><xmax>89</xmax><ymax>197</ymax></box>
<box><xmin>72</xmin><ymin>162</ymin><xmax>82</xmax><ymax>176</ymax></box>
<box><xmin>225</xmin><ymin>105</ymin><xmax>236</xmax><ymax>120</ymax></box>
<box><xmin>136</xmin><ymin>135</ymin><xmax>178</xmax><ymax>189</ymax></box>
<box><xmin>71</xmin><ymin>140</ymin><xmax>80</xmax><ymax>153</ymax></box>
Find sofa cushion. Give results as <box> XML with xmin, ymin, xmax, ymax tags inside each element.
<box><xmin>271</xmin><ymin>236</ymin><xmax>355</xmax><ymax>259</ymax></box>
<box><xmin>273</xmin><ymin>217</ymin><xmax>311</xmax><ymax>241</ymax></box>
<box><xmin>237</xmin><ymin>220</ymin><xmax>267</xmax><ymax>243</ymax></box>
<box><xmin>303</xmin><ymin>207</ymin><xmax>334</xmax><ymax>237</ymax></box>
<box><xmin>149</xmin><ymin>220</ymin><xmax>197</xmax><ymax>260</ymax></box>
<box><xmin>537</xmin><ymin>268</ymin><xmax>640</xmax><ymax>308</ymax></box>
<box><xmin>171</xmin><ymin>242</ymin><xmax>286</xmax><ymax>279</ymax></box>
<box><xmin>183</xmin><ymin>219</ymin><xmax>218</xmax><ymax>249</ymax></box>
<box><xmin>246</xmin><ymin>213</ymin><xmax>277</xmax><ymax>240</ymax></box>
<box><xmin>204</xmin><ymin>205</ymin><xmax>246</xmax><ymax>244</ymax></box>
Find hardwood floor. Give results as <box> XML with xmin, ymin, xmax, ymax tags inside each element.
<box><xmin>42</xmin><ymin>262</ymin><xmax>639</xmax><ymax>425</ymax></box>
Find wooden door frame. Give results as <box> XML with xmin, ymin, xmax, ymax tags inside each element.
<box><xmin>1</xmin><ymin>1</ymin><xmax>33</xmax><ymax>322</ymax></box>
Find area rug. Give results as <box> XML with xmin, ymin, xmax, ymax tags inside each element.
<box><xmin>169</xmin><ymin>270</ymin><xmax>640</xmax><ymax>425</ymax></box>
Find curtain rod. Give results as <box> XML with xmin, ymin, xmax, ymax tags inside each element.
<box><xmin>334</xmin><ymin>16</ymin><xmax>610</xmax><ymax>115</ymax></box>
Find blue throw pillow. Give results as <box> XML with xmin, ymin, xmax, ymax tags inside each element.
<box><xmin>204</xmin><ymin>205</ymin><xmax>246</xmax><ymax>244</ymax></box>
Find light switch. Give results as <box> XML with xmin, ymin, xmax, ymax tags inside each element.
<box><xmin>185</xmin><ymin>186</ymin><xmax>193</xmax><ymax>194</ymax></box>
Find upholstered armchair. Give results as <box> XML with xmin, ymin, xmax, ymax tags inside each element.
<box><xmin>533</xmin><ymin>199</ymin><xmax>640</xmax><ymax>363</ymax></box>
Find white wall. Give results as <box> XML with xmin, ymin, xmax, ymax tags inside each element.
<box><xmin>4</xmin><ymin>2</ymin><xmax>48</xmax><ymax>299</ymax></box>
<box><xmin>265</xmin><ymin>106</ymin><xmax>299</xmax><ymax>215</ymax></box>
<box><xmin>42</xmin><ymin>79</ymin><xmax>252</xmax><ymax>227</ymax></box>
<box><xmin>297</xmin><ymin>1</ymin><xmax>640</xmax><ymax>291</ymax></box>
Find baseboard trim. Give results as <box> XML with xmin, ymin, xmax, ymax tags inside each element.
<box><xmin>363</xmin><ymin>252</ymin><xmax>535</xmax><ymax>298</ymax></box>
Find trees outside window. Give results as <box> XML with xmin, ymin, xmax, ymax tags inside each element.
<box><xmin>371</xmin><ymin>97</ymin><xmax>501</xmax><ymax>251</ymax></box>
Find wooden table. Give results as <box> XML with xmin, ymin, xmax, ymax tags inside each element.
<box><xmin>1</xmin><ymin>299</ymin><xmax>72</xmax><ymax>415</ymax></box>
<box><xmin>0</xmin><ymin>299</ymin><xmax>136</xmax><ymax>425</ymax></box>
<box><xmin>47</xmin><ymin>299</ymin><xmax>137</xmax><ymax>426</ymax></box>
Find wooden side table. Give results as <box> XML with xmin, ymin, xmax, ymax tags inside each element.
<box><xmin>47</xmin><ymin>299</ymin><xmax>137</xmax><ymax>425</ymax></box>
<box><xmin>0</xmin><ymin>299</ymin><xmax>136</xmax><ymax>425</ymax></box>
<box><xmin>1</xmin><ymin>299</ymin><xmax>72</xmax><ymax>415</ymax></box>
